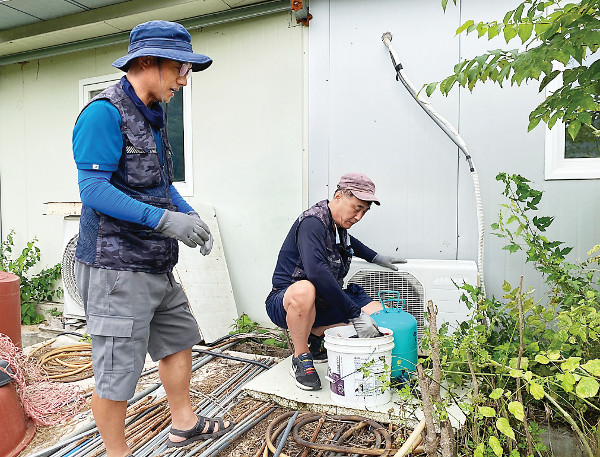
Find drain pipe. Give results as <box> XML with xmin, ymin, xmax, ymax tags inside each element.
<box><xmin>381</xmin><ymin>32</ymin><xmax>486</xmax><ymax>296</ymax></box>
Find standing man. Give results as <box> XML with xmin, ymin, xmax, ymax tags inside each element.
<box><xmin>73</xmin><ymin>21</ymin><xmax>232</xmax><ymax>456</ymax></box>
<box><xmin>266</xmin><ymin>172</ymin><xmax>406</xmax><ymax>390</ymax></box>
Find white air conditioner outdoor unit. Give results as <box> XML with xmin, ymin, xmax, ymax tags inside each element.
<box><xmin>61</xmin><ymin>216</ymin><xmax>86</xmax><ymax>318</ymax></box>
<box><xmin>345</xmin><ymin>258</ymin><xmax>478</xmax><ymax>342</ymax></box>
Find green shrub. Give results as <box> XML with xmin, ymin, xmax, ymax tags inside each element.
<box><xmin>230</xmin><ymin>314</ymin><xmax>289</xmax><ymax>349</ymax></box>
<box><xmin>0</xmin><ymin>230</ymin><xmax>63</xmax><ymax>325</ymax></box>
<box><xmin>420</xmin><ymin>173</ymin><xmax>599</xmax><ymax>457</ymax></box>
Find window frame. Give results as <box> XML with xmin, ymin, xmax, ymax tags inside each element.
<box><xmin>78</xmin><ymin>73</ymin><xmax>194</xmax><ymax>195</ymax></box>
<box><xmin>544</xmin><ymin>62</ymin><xmax>600</xmax><ymax>181</ymax></box>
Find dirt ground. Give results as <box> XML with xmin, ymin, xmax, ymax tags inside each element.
<box><xmin>20</xmin><ymin>339</ymin><xmax>294</xmax><ymax>457</ymax></box>
<box><xmin>231</xmin><ymin>340</ymin><xmax>292</xmax><ymax>359</ymax></box>
<box><xmin>20</xmin><ymin>337</ymin><xmax>414</xmax><ymax>457</ymax></box>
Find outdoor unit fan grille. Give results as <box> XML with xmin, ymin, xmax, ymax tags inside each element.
<box><xmin>61</xmin><ymin>234</ymin><xmax>84</xmax><ymax>311</ymax></box>
<box><xmin>347</xmin><ymin>269</ymin><xmax>425</xmax><ymax>341</ymax></box>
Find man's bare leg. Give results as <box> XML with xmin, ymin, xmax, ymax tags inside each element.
<box><xmin>283</xmin><ymin>282</ymin><xmax>382</xmax><ymax>353</ymax></box>
<box><xmin>283</xmin><ymin>280</ymin><xmax>317</xmax><ymax>357</ymax></box>
<box><xmin>91</xmin><ymin>391</ymin><xmax>130</xmax><ymax>457</ymax></box>
<box><xmin>162</xmin><ymin>348</ymin><xmax>230</xmax><ymax>443</ymax></box>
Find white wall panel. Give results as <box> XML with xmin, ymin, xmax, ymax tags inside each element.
<box><xmin>309</xmin><ymin>0</ymin><xmax>462</xmax><ymax>260</ymax></box>
<box><xmin>310</xmin><ymin>0</ymin><xmax>600</xmax><ymax>304</ymax></box>
<box><xmin>188</xmin><ymin>13</ymin><xmax>305</xmax><ymax>325</ymax></box>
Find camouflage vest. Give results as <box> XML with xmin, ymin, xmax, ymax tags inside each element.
<box><xmin>292</xmin><ymin>200</ymin><xmax>352</xmax><ymax>287</ymax></box>
<box><xmin>75</xmin><ymin>82</ymin><xmax>178</xmax><ymax>273</ymax></box>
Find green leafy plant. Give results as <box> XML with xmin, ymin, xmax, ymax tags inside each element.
<box><xmin>229</xmin><ymin>314</ymin><xmax>289</xmax><ymax>349</ymax></box>
<box><xmin>425</xmin><ymin>173</ymin><xmax>600</xmax><ymax>457</ymax></box>
<box><xmin>357</xmin><ymin>356</ymin><xmax>392</xmax><ymax>393</ymax></box>
<box><xmin>230</xmin><ymin>313</ymin><xmax>260</xmax><ymax>334</ymax></box>
<box><xmin>432</xmin><ymin>0</ymin><xmax>600</xmax><ymax>140</ymax></box>
<box><xmin>0</xmin><ymin>230</ymin><xmax>63</xmax><ymax>325</ymax></box>
<box><xmin>47</xmin><ymin>307</ymin><xmax>62</xmax><ymax>317</ymax></box>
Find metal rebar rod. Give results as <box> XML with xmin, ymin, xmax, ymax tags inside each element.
<box><xmin>299</xmin><ymin>414</ymin><xmax>325</xmax><ymax>457</ymax></box>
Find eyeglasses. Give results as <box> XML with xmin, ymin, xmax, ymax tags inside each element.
<box><xmin>179</xmin><ymin>62</ymin><xmax>193</xmax><ymax>78</ymax></box>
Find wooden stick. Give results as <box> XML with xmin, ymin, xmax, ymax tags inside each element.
<box><xmin>393</xmin><ymin>418</ymin><xmax>426</xmax><ymax>457</ymax></box>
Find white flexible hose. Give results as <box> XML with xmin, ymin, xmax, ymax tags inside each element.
<box><xmin>382</xmin><ymin>32</ymin><xmax>486</xmax><ymax>295</ymax></box>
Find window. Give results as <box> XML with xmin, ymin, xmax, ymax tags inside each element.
<box><xmin>545</xmin><ymin>53</ymin><xmax>600</xmax><ymax>180</ymax></box>
<box><xmin>79</xmin><ymin>74</ymin><xmax>194</xmax><ymax>195</ymax></box>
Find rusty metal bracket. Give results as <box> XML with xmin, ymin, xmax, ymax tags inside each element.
<box><xmin>291</xmin><ymin>0</ymin><xmax>312</xmax><ymax>26</ymax></box>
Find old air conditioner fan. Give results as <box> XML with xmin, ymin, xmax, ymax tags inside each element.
<box><xmin>61</xmin><ymin>216</ymin><xmax>85</xmax><ymax>318</ymax></box>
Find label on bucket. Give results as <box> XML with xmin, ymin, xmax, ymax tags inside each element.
<box><xmin>324</xmin><ymin>325</ymin><xmax>394</xmax><ymax>408</ymax></box>
<box><xmin>352</xmin><ymin>355</ymin><xmax>387</xmax><ymax>397</ymax></box>
<box><xmin>328</xmin><ymin>354</ymin><xmax>388</xmax><ymax>398</ymax></box>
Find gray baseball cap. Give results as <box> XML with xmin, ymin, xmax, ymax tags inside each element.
<box><xmin>338</xmin><ymin>172</ymin><xmax>380</xmax><ymax>205</ymax></box>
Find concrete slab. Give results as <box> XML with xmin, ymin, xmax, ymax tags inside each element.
<box><xmin>244</xmin><ymin>356</ymin><xmax>467</xmax><ymax>428</ymax></box>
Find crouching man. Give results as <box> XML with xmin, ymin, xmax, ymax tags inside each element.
<box><xmin>265</xmin><ymin>172</ymin><xmax>405</xmax><ymax>390</ymax></box>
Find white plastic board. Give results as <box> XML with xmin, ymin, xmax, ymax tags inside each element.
<box><xmin>173</xmin><ymin>203</ymin><xmax>238</xmax><ymax>343</ymax></box>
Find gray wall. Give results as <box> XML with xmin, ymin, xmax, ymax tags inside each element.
<box><xmin>308</xmin><ymin>0</ymin><xmax>600</xmax><ymax>301</ymax></box>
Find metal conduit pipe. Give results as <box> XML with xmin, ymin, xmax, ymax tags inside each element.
<box><xmin>132</xmin><ymin>363</ymin><xmax>268</xmax><ymax>457</ymax></box>
<box><xmin>179</xmin><ymin>364</ymin><xmax>269</xmax><ymax>457</ymax></box>
<box><xmin>203</xmin><ymin>406</ymin><xmax>277</xmax><ymax>457</ymax></box>
<box><xmin>138</xmin><ymin>361</ymin><xmax>270</xmax><ymax>457</ymax></box>
<box><xmin>195</xmin><ymin>403</ymin><xmax>273</xmax><ymax>457</ymax></box>
<box><xmin>40</xmin><ymin>343</ymin><xmax>240</xmax><ymax>457</ymax></box>
<box><xmin>192</xmin><ymin>348</ymin><xmax>271</xmax><ymax>370</ymax></box>
<box><xmin>73</xmin><ymin>355</ymin><xmax>268</xmax><ymax>457</ymax></box>
<box><xmin>189</xmin><ymin>368</ymin><xmax>272</xmax><ymax>456</ymax></box>
<box><xmin>274</xmin><ymin>411</ymin><xmax>300</xmax><ymax>457</ymax></box>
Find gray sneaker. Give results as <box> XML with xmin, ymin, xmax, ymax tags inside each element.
<box><xmin>290</xmin><ymin>352</ymin><xmax>321</xmax><ymax>390</ymax></box>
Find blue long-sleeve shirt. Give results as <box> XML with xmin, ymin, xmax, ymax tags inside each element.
<box><xmin>73</xmin><ymin>100</ymin><xmax>193</xmax><ymax>227</ymax></box>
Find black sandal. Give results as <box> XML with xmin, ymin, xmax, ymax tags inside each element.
<box><xmin>166</xmin><ymin>416</ymin><xmax>234</xmax><ymax>448</ymax></box>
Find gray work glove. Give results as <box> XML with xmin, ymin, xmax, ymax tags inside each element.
<box><xmin>200</xmin><ymin>233</ymin><xmax>213</xmax><ymax>256</ymax></box>
<box><xmin>155</xmin><ymin>210</ymin><xmax>210</xmax><ymax>248</ymax></box>
<box><xmin>351</xmin><ymin>312</ymin><xmax>383</xmax><ymax>338</ymax></box>
<box><xmin>188</xmin><ymin>212</ymin><xmax>213</xmax><ymax>256</ymax></box>
<box><xmin>372</xmin><ymin>254</ymin><xmax>407</xmax><ymax>271</ymax></box>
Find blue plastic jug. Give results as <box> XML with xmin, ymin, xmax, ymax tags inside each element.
<box><xmin>371</xmin><ymin>290</ymin><xmax>418</xmax><ymax>378</ymax></box>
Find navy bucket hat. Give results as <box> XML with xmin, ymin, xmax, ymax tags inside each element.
<box><xmin>113</xmin><ymin>20</ymin><xmax>212</xmax><ymax>72</ymax></box>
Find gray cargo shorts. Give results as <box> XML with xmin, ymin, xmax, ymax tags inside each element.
<box><xmin>75</xmin><ymin>261</ymin><xmax>201</xmax><ymax>401</ymax></box>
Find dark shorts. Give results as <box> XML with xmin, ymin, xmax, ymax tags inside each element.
<box><xmin>75</xmin><ymin>262</ymin><xmax>201</xmax><ymax>401</ymax></box>
<box><xmin>265</xmin><ymin>283</ymin><xmax>374</xmax><ymax>329</ymax></box>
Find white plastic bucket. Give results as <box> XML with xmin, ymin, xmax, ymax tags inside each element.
<box><xmin>324</xmin><ymin>326</ymin><xmax>394</xmax><ymax>408</ymax></box>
